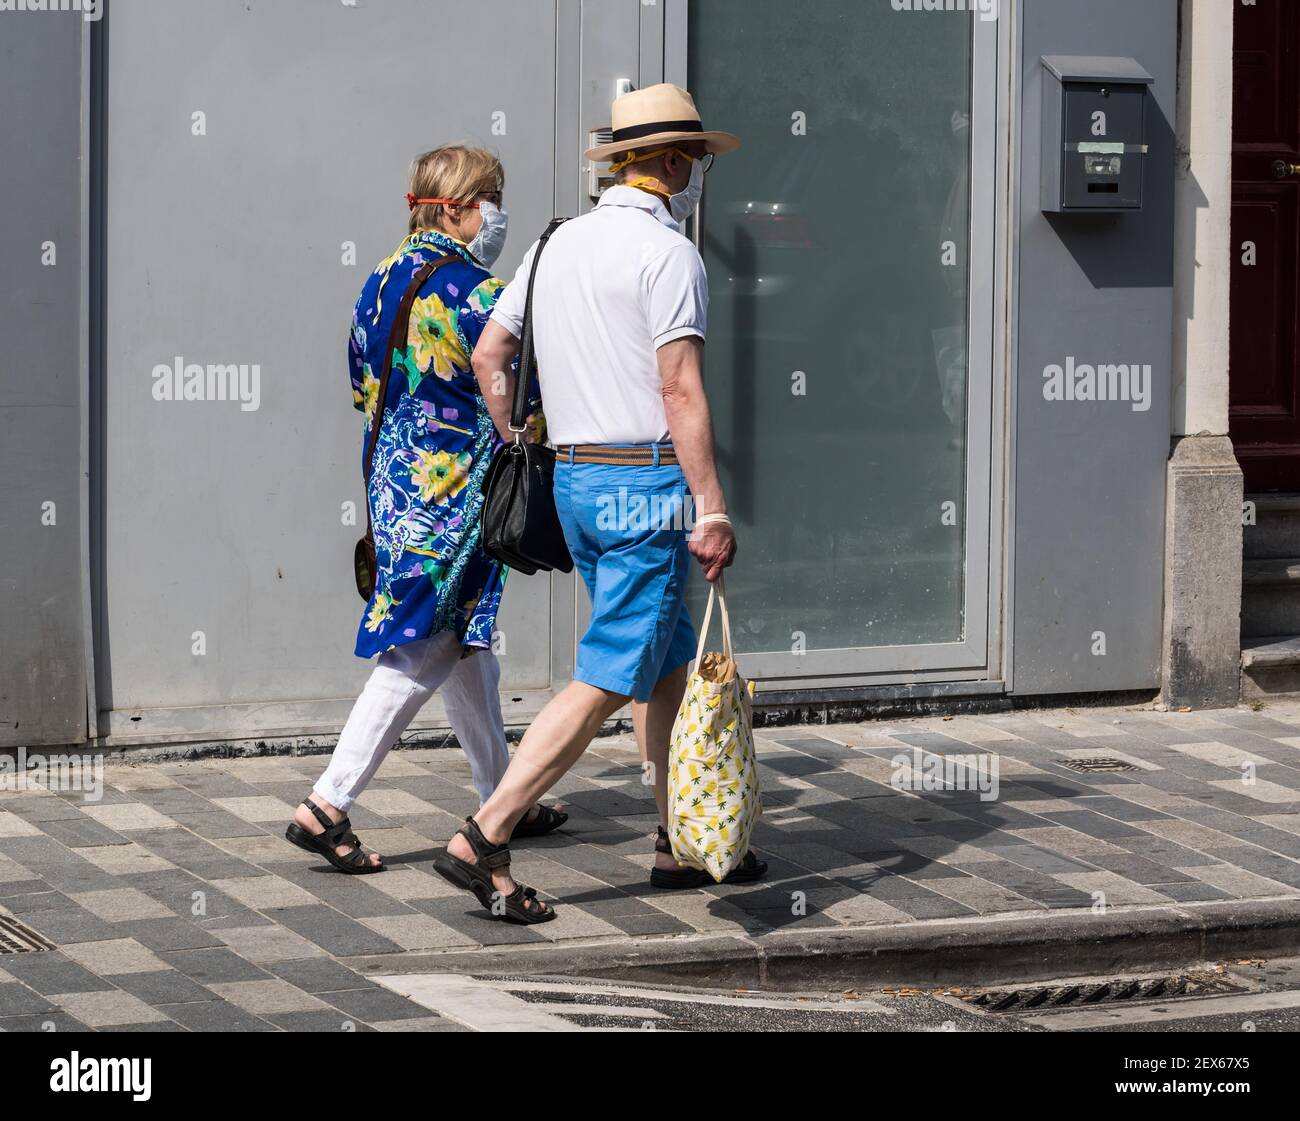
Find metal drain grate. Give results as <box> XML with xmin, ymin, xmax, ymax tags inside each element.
<box><xmin>0</xmin><ymin>916</ymin><xmax>55</xmax><ymax>954</ymax></box>
<box><xmin>1059</xmin><ymin>756</ymin><xmax>1139</xmax><ymax>774</ymax></box>
<box><xmin>963</xmin><ymin>973</ymin><xmax>1240</xmax><ymax>1014</ymax></box>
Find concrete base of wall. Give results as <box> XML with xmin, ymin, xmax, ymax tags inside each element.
<box><xmin>1160</xmin><ymin>434</ymin><xmax>1243</xmax><ymax>709</ymax></box>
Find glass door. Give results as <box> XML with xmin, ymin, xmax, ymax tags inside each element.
<box><xmin>667</xmin><ymin>0</ymin><xmax>1000</xmax><ymax>687</ymax></box>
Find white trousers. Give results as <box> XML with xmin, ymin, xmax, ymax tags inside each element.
<box><xmin>314</xmin><ymin>631</ymin><xmax>510</xmax><ymax>811</ymax></box>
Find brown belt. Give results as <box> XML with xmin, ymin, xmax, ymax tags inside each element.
<box><xmin>555</xmin><ymin>444</ymin><xmax>678</xmax><ymax>466</ymax></box>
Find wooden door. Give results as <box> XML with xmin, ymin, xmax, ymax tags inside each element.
<box><xmin>1232</xmin><ymin>0</ymin><xmax>1300</xmax><ymax>492</ymax></box>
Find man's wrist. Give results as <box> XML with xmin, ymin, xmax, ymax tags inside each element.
<box><xmin>694</xmin><ymin>512</ymin><xmax>732</xmax><ymax>529</ymax></box>
<box><xmin>692</xmin><ymin>493</ymin><xmax>727</xmax><ymax>519</ymax></box>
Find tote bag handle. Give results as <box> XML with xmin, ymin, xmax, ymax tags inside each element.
<box><xmin>693</xmin><ymin>573</ymin><xmax>734</xmax><ymax>665</ymax></box>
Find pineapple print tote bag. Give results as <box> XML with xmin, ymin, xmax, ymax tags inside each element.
<box><xmin>667</xmin><ymin>576</ymin><xmax>761</xmax><ymax>882</ymax></box>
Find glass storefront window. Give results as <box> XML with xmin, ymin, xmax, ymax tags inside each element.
<box><xmin>686</xmin><ymin>0</ymin><xmax>974</xmax><ymax>657</ymax></box>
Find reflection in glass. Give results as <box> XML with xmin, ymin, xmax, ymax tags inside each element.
<box><xmin>686</xmin><ymin>0</ymin><xmax>973</xmax><ymax>653</ymax></box>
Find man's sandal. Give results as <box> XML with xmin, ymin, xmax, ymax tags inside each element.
<box><xmin>433</xmin><ymin>816</ymin><xmax>556</xmax><ymax>924</ymax></box>
<box><xmin>510</xmin><ymin>804</ymin><xmax>569</xmax><ymax>839</ymax></box>
<box><xmin>649</xmin><ymin>825</ymin><xmax>768</xmax><ymax>889</ymax></box>
<box><xmin>284</xmin><ymin>799</ymin><xmax>385</xmax><ymax>874</ymax></box>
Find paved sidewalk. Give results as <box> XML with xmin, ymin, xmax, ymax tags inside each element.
<box><xmin>3</xmin><ymin>701</ymin><xmax>1300</xmax><ymax>1031</ymax></box>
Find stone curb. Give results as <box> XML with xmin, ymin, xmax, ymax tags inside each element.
<box><xmin>344</xmin><ymin>896</ymin><xmax>1300</xmax><ymax>991</ymax></box>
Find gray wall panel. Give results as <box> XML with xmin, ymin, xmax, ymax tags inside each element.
<box><xmin>99</xmin><ymin>0</ymin><xmax>558</xmax><ymax>718</ymax></box>
<box><xmin>0</xmin><ymin>12</ymin><xmax>88</xmax><ymax>745</ymax></box>
<box><xmin>1010</xmin><ymin>0</ymin><xmax>1178</xmax><ymax>694</ymax></box>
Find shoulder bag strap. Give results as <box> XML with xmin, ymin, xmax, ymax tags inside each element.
<box><xmin>509</xmin><ymin>218</ymin><xmax>568</xmax><ymax>437</ymax></box>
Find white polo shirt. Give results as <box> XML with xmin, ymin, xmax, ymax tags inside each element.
<box><xmin>489</xmin><ymin>186</ymin><xmax>708</xmax><ymax>446</ymax></box>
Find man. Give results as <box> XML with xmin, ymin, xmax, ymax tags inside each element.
<box><xmin>439</xmin><ymin>84</ymin><xmax>766</xmax><ymax>923</ymax></box>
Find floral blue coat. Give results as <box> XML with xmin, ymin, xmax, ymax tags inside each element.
<box><xmin>348</xmin><ymin>230</ymin><xmax>539</xmax><ymax>658</ymax></box>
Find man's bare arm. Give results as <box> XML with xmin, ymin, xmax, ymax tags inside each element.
<box><xmin>471</xmin><ymin>319</ymin><xmax>523</xmax><ymax>443</ymax></box>
<box><xmin>658</xmin><ymin>335</ymin><xmax>736</xmax><ymax>582</ymax></box>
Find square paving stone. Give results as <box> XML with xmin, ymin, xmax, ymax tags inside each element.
<box><xmin>0</xmin><ymin>811</ymin><xmax>44</xmax><ymax>837</ymax></box>
<box><xmin>82</xmin><ymin>803</ymin><xmax>180</xmax><ymax>832</ymax></box>
<box><xmin>319</xmin><ymin>986</ymin><xmax>438</xmax><ymax>1023</ymax></box>
<box><xmin>264</xmin><ymin>1010</ymin><xmax>376</xmax><ymax>1032</ymax></box>
<box><xmin>1084</xmin><ymin>852</ymin><xmax>1198</xmax><ymax>885</ymax></box>
<box><xmin>129</xmin><ymin>787</ymin><xmax>216</xmax><ymax>815</ymax></box>
<box><xmin>980</xmin><ymin>844</ymin><xmax>1098</xmax><ymax>874</ymax></box>
<box><xmin>9</xmin><ymin>906</ymin><xmax>120</xmax><ymax>946</ymax></box>
<box><xmin>411</xmin><ymin>898</ymin><xmax>548</xmax><ymax>945</ymax></box>
<box><xmin>354</xmin><ymin>789</ymin><xmax>438</xmax><ymax>817</ymax></box>
<box><xmin>1192</xmin><ymin>862</ymin><xmax>1300</xmax><ymax>898</ymax></box>
<box><xmin>210</xmin><ymin>874</ymin><xmax>318</xmax><ymax>910</ymax></box>
<box><xmin>0</xmin><ymin>835</ymin><xmax>92</xmax><ymax>867</ymax></box>
<box><xmin>215</xmin><ymin>923</ymin><xmax>329</xmax><ymax>963</ymax></box>
<box><xmin>1117</xmin><ymin>835</ymin><xmax>1222</xmax><ymax>868</ymax></box>
<box><xmin>39</xmin><ymin>818</ymin><xmax>132</xmax><ymax>849</ymax></box>
<box><xmin>211</xmin><ymin>796</ymin><xmax>297</xmax><ymax>824</ymax></box>
<box><xmin>265</xmin><ymin>957</ymin><xmax>379</xmax><ymax>994</ymax></box>
<box><xmin>169</xmin><ymin>811</ymin><xmax>268</xmax><ymax>839</ymax></box>
<box><xmin>0</xmin><ymin>1011</ymin><xmax>92</xmax><ymax>1032</ymax></box>
<box><xmin>1040</xmin><ymin>810</ymin><xmax>1147</xmax><ymax>840</ymax></box>
<box><xmin>52</xmin><ymin>989</ymin><xmax>169</xmax><ymax>1027</ymax></box>
<box><xmin>114</xmin><ymin>1019</ymin><xmax>188</xmax><ymax>1032</ymax></box>
<box><xmin>108</xmin><ymin>969</ymin><xmax>215</xmax><ymax>1006</ymax></box>
<box><xmin>162</xmin><ymin>946</ymin><xmax>271</xmax><ymax>984</ymax></box>
<box><xmin>0</xmin><ymin>980</ymin><xmax>58</xmax><ymax>1016</ymax></box>
<box><xmin>31</xmin><ymin>860</ymin><xmax>124</xmax><ymax>895</ymax></box>
<box><xmin>124</xmin><ymin>870</ymin><xmax>250</xmax><ymax>924</ymax></box>
<box><xmin>70</xmin><ymin>887</ymin><xmax>174</xmax><ymax>922</ymax></box>
<box><xmin>74</xmin><ymin>842</ymin><xmax>175</xmax><ymax>876</ymax></box>
<box><xmin>157</xmin><ymin>999</ymin><xmax>277</xmax><ymax>1032</ymax></box>
<box><xmin>61</xmin><ymin>937</ymin><xmax>170</xmax><ymax>976</ymax></box>
<box><xmin>358</xmin><ymin>913</ymin><xmax>475</xmax><ymax>950</ymax></box>
<box><xmin>266</xmin><ymin>865</ymin><xmax>417</xmax><ymax>919</ymax></box>
<box><xmin>599</xmin><ymin>911</ymin><xmax>695</xmax><ymax>936</ymax></box>
<box><xmin>208</xmin><ymin>979</ymin><xmax>330</xmax><ymax>1014</ymax></box>
<box><xmin>1150</xmin><ymin>880</ymin><xmax>1233</xmax><ymax>903</ymax></box>
<box><xmin>261</xmin><ymin>905</ymin><xmax>404</xmax><ymax>957</ymax></box>
<box><xmin>0</xmin><ymin>951</ymin><xmax>115</xmax><ymax>995</ymax></box>
<box><xmin>1070</xmin><ymin>794</ymin><xmax>1174</xmax><ymax>822</ymax></box>
<box><xmin>856</xmin><ymin>874</ymin><xmax>979</xmax><ymax>920</ymax></box>
<box><xmin>1214</xmin><ymin>846</ymin><xmax>1300</xmax><ymax>888</ymax></box>
<box><xmin>114</xmin><ymin>918</ymin><xmax>224</xmax><ymax>952</ymax></box>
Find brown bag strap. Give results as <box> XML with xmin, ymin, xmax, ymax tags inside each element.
<box><xmin>363</xmin><ymin>253</ymin><xmax>457</xmax><ymax>488</ymax></box>
<box><xmin>359</xmin><ymin>253</ymin><xmax>458</xmax><ymax>548</ymax></box>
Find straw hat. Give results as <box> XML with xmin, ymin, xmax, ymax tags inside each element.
<box><xmin>584</xmin><ymin>83</ymin><xmax>740</xmax><ymax>163</ymax></box>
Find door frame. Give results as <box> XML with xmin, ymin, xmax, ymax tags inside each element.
<box><xmin>660</xmin><ymin>0</ymin><xmax>1010</xmax><ymax>692</ymax></box>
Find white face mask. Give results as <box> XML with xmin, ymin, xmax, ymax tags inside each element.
<box><xmin>467</xmin><ymin>200</ymin><xmax>508</xmax><ymax>268</ymax></box>
<box><xmin>668</xmin><ymin>155</ymin><xmax>705</xmax><ymax>222</ymax></box>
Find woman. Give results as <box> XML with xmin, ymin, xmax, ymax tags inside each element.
<box><xmin>285</xmin><ymin>146</ymin><xmax>564</xmax><ymax>873</ymax></box>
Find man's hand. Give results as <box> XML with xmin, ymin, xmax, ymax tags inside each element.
<box><xmin>688</xmin><ymin>520</ymin><xmax>737</xmax><ymax>583</ymax></box>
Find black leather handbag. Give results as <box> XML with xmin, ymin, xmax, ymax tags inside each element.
<box><xmin>354</xmin><ymin>254</ymin><xmax>457</xmax><ymax>601</ymax></box>
<box><xmin>480</xmin><ymin>218</ymin><xmax>574</xmax><ymax>576</ymax></box>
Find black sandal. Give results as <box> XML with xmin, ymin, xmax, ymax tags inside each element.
<box><xmin>433</xmin><ymin>816</ymin><xmax>555</xmax><ymax>924</ymax></box>
<box><xmin>284</xmin><ymin>799</ymin><xmax>385</xmax><ymax>874</ymax></box>
<box><xmin>510</xmin><ymin>803</ymin><xmax>569</xmax><ymax>839</ymax></box>
<box><xmin>649</xmin><ymin>826</ymin><xmax>768</xmax><ymax>889</ymax></box>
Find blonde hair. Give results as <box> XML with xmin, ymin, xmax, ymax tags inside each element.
<box><xmin>407</xmin><ymin>145</ymin><xmax>504</xmax><ymax>234</ymax></box>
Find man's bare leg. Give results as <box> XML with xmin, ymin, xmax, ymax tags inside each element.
<box><xmin>446</xmin><ymin>680</ymin><xmax>627</xmax><ymax>900</ymax></box>
<box><xmin>632</xmin><ymin>663</ymin><xmax>690</xmax><ymax>872</ymax></box>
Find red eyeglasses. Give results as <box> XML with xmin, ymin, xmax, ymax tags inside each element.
<box><xmin>405</xmin><ymin>192</ymin><xmax>502</xmax><ymax>211</ymax></box>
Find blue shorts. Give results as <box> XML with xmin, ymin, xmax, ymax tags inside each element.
<box><xmin>554</xmin><ymin>444</ymin><xmax>697</xmax><ymax>703</ymax></box>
